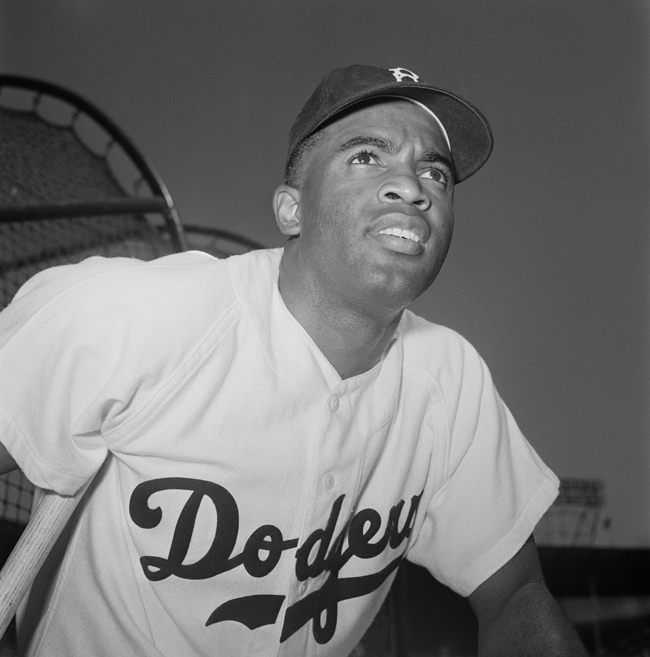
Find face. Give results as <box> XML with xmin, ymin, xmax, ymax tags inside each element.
<box><xmin>279</xmin><ymin>99</ymin><xmax>455</xmax><ymax>316</ymax></box>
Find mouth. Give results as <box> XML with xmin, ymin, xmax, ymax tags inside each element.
<box><xmin>378</xmin><ymin>227</ymin><xmax>424</xmax><ymax>245</ymax></box>
<box><xmin>372</xmin><ymin>220</ymin><xmax>429</xmax><ymax>256</ymax></box>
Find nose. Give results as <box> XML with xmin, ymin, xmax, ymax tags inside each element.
<box><xmin>378</xmin><ymin>172</ymin><xmax>431</xmax><ymax>211</ymax></box>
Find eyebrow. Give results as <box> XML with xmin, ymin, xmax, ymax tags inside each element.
<box><xmin>336</xmin><ymin>136</ymin><xmax>396</xmax><ymax>154</ymax></box>
<box><xmin>336</xmin><ymin>136</ymin><xmax>456</xmax><ymax>180</ymax></box>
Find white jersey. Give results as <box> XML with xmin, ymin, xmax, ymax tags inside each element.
<box><xmin>0</xmin><ymin>248</ymin><xmax>558</xmax><ymax>657</ymax></box>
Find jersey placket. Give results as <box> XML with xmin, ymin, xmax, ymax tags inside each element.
<box><xmin>281</xmin><ymin>377</ymin><xmax>383</xmax><ymax>656</ymax></box>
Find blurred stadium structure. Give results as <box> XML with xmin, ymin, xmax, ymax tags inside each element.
<box><xmin>535</xmin><ymin>478</ymin><xmax>606</xmax><ymax>547</ymax></box>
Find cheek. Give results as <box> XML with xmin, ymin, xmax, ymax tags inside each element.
<box><xmin>312</xmin><ymin>195</ymin><xmax>361</xmax><ymax>241</ymax></box>
<box><xmin>443</xmin><ymin>215</ymin><xmax>454</xmax><ymax>249</ymax></box>
<box><xmin>434</xmin><ymin>207</ymin><xmax>454</xmax><ymax>244</ymax></box>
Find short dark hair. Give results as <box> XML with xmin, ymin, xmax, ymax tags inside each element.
<box><xmin>284</xmin><ymin>128</ymin><xmax>328</xmax><ymax>188</ymax></box>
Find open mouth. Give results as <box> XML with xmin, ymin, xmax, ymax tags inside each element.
<box><xmin>374</xmin><ymin>227</ymin><xmax>426</xmax><ymax>255</ymax></box>
<box><xmin>378</xmin><ymin>227</ymin><xmax>423</xmax><ymax>244</ymax></box>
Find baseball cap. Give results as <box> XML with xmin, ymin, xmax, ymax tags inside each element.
<box><xmin>287</xmin><ymin>64</ymin><xmax>493</xmax><ymax>183</ymax></box>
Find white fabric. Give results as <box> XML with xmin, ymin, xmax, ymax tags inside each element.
<box><xmin>0</xmin><ymin>248</ymin><xmax>558</xmax><ymax>657</ymax></box>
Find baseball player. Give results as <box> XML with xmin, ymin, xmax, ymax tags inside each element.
<box><xmin>0</xmin><ymin>65</ymin><xmax>585</xmax><ymax>656</ymax></box>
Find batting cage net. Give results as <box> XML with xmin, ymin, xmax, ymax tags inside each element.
<box><xmin>0</xmin><ymin>76</ymin><xmax>188</xmax><ymax>539</ymax></box>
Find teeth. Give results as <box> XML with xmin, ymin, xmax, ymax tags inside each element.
<box><xmin>379</xmin><ymin>227</ymin><xmax>422</xmax><ymax>244</ymax></box>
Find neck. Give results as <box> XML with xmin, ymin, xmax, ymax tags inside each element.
<box><xmin>278</xmin><ymin>254</ymin><xmax>403</xmax><ymax>380</ymax></box>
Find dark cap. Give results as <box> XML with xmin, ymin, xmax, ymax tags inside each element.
<box><xmin>287</xmin><ymin>64</ymin><xmax>493</xmax><ymax>183</ymax></box>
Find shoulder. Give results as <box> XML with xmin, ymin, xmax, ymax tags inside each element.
<box><xmin>15</xmin><ymin>250</ymin><xmax>220</xmax><ymax>305</ymax></box>
<box><xmin>10</xmin><ymin>248</ymin><xmax>283</xmax><ymax>350</ymax></box>
<box><xmin>0</xmin><ymin>248</ymin><xmax>281</xmax><ymax>391</ymax></box>
<box><xmin>399</xmin><ymin>309</ymin><xmax>486</xmax><ymax>382</ymax></box>
<box><xmin>14</xmin><ymin>249</ymin><xmax>279</xmax><ymax>325</ymax></box>
<box><xmin>14</xmin><ymin>254</ymin><xmax>204</xmax><ymax>332</ymax></box>
<box><xmin>398</xmin><ymin>310</ymin><xmax>498</xmax><ymax>422</ymax></box>
<box><xmin>7</xmin><ymin>252</ymin><xmax>231</xmax><ymax>352</ymax></box>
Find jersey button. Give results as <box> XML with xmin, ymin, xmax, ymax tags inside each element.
<box><xmin>300</xmin><ymin>582</ymin><xmax>308</xmax><ymax>595</ymax></box>
<box><xmin>325</xmin><ymin>474</ymin><xmax>335</xmax><ymax>490</ymax></box>
<box><xmin>330</xmin><ymin>396</ymin><xmax>340</xmax><ymax>412</ymax></box>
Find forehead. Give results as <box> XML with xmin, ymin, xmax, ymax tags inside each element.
<box><xmin>318</xmin><ymin>98</ymin><xmax>450</xmax><ymax>157</ymax></box>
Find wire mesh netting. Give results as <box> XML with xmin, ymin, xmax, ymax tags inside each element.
<box><xmin>1</xmin><ymin>102</ymin><xmax>128</xmax><ymax>200</ymax></box>
<box><xmin>0</xmin><ymin>80</ymin><xmax>182</xmax><ymax>533</ymax></box>
<box><xmin>1</xmin><ymin>215</ymin><xmax>172</xmax><ymax>302</ymax></box>
<box><xmin>0</xmin><ymin>220</ymin><xmax>173</xmax><ymax>528</ymax></box>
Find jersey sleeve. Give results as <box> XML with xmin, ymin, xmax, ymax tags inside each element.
<box><xmin>406</xmin><ymin>330</ymin><xmax>559</xmax><ymax>597</ymax></box>
<box><xmin>0</xmin><ymin>257</ymin><xmax>158</xmax><ymax>495</ymax></box>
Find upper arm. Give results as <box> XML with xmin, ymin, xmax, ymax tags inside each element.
<box><xmin>467</xmin><ymin>536</ymin><xmax>587</xmax><ymax>655</ymax></box>
<box><xmin>468</xmin><ymin>535</ymin><xmax>545</xmax><ymax>627</ymax></box>
<box><xmin>0</xmin><ymin>440</ymin><xmax>18</xmax><ymax>475</ymax></box>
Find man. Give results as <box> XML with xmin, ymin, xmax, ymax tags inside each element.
<box><xmin>0</xmin><ymin>65</ymin><xmax>585</xmax><ymax>655</ymax></box>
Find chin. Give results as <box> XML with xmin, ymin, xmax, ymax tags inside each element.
<box><xmin>355</xmin><ymin>255</ymin><xmax>442</xmax><ymax>311</ymax></box>
<box><xmin>384</xmin><ymin>265</ymin><xmax>441</xmax><ymax>305</ymax></box>
<box><xmin>370</xmin><ymin>280</ymin><xmax>432</xmax><ymax>313</ymax></box>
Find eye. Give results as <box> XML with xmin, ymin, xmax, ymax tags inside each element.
<box><xmin>349</xmin><ymin>150</ymin><xmax>378</xmax><ymax>165</ymax></box>
<box><xmin>421</xmin><ymin>166</ymin><xmax>451</xmax><ymax>184</ymax></box>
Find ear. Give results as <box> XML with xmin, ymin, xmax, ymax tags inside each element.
<box><xmin>273</xmin><ymin>185</ymin><xmax>302</xmax><ymax>237</ymax></box>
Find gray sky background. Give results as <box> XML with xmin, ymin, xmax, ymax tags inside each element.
<box><xmin>1</xmin><ymin>0</ymin><xmax>648</xmax><ymax>546</ymax></box>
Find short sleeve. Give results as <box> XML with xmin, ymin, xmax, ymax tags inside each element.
<box><xmin>0</xmin><ymin>257</ymin><xmax>153</xmax><ymax>495</ymax></box>
<box><xmin>407</xmin><ymin>336</ymin><xmax>559</xmax><ymax>597</ymax></box>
